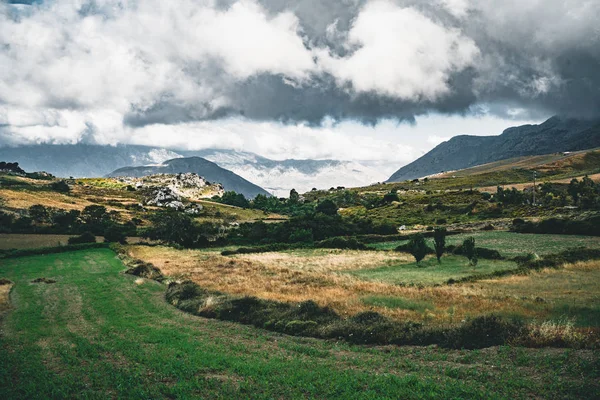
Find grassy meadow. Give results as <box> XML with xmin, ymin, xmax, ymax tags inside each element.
<box><xmin>127</xmin><ymin>235</ymin><xmax>600</xmax><ymax>328</ymax></box>
<box><xmin>0</xmin><ymin>249</ymin><xmax>598</xmax><ymax>399</ymax></box>
<box><xmin>369</xmin><ymin>231</ymin><xmax>600</xmax><ymax>257</ymax></box>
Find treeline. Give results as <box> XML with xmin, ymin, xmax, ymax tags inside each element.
<box><xmin>0</xmin><ymin>204</ymin><xmax>139</xmax><ymax>238</ymax></box>
<box><xmin>513</xmin><ymin>215</ymin><xmax>600</xmax><ymax>236</ymax></box>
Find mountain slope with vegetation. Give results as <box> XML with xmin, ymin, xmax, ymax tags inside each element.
<box><xmin>108</xmin><ymin>157</ymin><xmax>270</xmax><ymax>198</ymax></box>
<box><xmin>388</xmin><ymin>116</ymin><xmax>600</xmax><ymax>182</ymax></box>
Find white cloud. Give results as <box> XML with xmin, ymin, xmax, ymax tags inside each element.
<box><xmin>318</xmin><ymin>0</ymin><xmax>479</xmax><ymax>100</ymax></box>
<box><xmin>438</xmin><ymin>0</ymin><xmax>470</xmax><ymax>18</ymax></box>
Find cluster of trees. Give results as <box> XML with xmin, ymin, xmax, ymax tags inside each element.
<box><xmin>492</xmin><ymin>176</ymin><xmax>600</xmax><ymax>209</ymax></box>
<box><xmin>0</xmin><ymin>204</ymin><xmax>138</xmax><ymax>239</ymax></box>
<box><xmin>567</xmin><ymin>176</ymin><xmax>600</xmax><ymax>209</ymax></box>
<box><xmin>214</xmin><ymin>189</ymin><xmax>314</xmax><ymax>216</ymax></box>
<box><xmin>404</xmin><ymin>229</ymin><xmax>478</xmax><ymax>266</ymax></box>
<box><xmin>143</xmin><ymin>211</ymin><xmax>220</xmax><ymax>248</ymax></box>
<box><xmin>227</xmin><ymin>202</ymin><xmax>396</xmax><ymax>246</ymax></box>
<box><xmin>0</xmin><ymin>162</ymin><xmax>25</xmax><ymax>174</ymax></box>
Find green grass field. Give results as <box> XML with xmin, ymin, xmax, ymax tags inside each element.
<box><xmin>369</xmin><ymin>232</ymin><xmax>600</xmax><ymax>257</ymax></box>
<box><xmin>346</xmin><ymin>255</ymin><xmax>518</xmax><ymax>285</ymax></box>
<box><xmin>1</xmin><ymin>249</ymin><xmax>598</xmax><ymax>398</ymax></box>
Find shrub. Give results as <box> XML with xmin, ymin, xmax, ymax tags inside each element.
<box><xmin>443</xmin><ymin>315</ymin><xmax>525</xmax><ymax>349</ymax></box>
<box><xmin>433</xmin><ymin>227</ymin><xmax>447</xmax><ymax>263</ymax></box>
<box><xmin>68</xmin><ymin>231</ymin><xmax>96</xmax><ymax>245</ymax></box>
<box><xmin>289</xmin><ymin>228</ymin><xmax>314</xmax><ymax>244</ymax></box>
<box><xmin>50</xmin><ymin>180</ymin><xmax>70</xmax><ymax>193</ymax></box>
<box><xmin>406</xmin><ymin>234</ymin><xmax>428</xmax><ymax>264</ymax></box>
<box><xmin>315</xmin><ymin>237</ymin><xmax>368</xmax><ymax>250</ymax></box>
<box><xmin>103</xmin><ymin>225</ymin><xmax>127</xmax><ymax>244</ymax></box>
<box><xmin>462</xmin><ymin>237</ymin><xmax>478</xmax><ymax>266</ymax></box>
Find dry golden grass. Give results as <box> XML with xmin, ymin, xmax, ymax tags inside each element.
<box><xmin>236</xmin><ymin>249</ymin><xmax>413</xmax><ymax>272</ymax></box>
<box><xmin>0</xmin><ymin>281</ymin><xmax>12</xmax><ymax>313</ymax></box>
<box><xmin>0</xmin><ymin>189</ymin><xmax>93</xmax><ymax>211</ymax></box>
<box><xmin>476</xmin><ymin>260</ymin><xmax>600</xmax><ymax>306</ymax></box>
<box><xmin>128</xmin><ymin>245</ymin><xmax>563</xmax><ymax>324</ymax></box>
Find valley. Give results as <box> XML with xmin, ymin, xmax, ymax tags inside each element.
<box><xmin>2</xmin><ymin>137</ymin><xmax>600</xmax><ymax>399</ymax></box>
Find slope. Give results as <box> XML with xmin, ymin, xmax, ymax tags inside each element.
<box><xmin>107</xmin><ymin>156</ymin><xmax>270</xmax><ymax>198</ymax></box>
<box><xmin>388</xmin><ymin>116</ymin><xmax>600</xmax><ymax>182</ymax></box>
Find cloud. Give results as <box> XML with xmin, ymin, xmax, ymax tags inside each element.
<box><xmin>0</xmin><ymin>0</ymin><xmax>599</xmax><ymax>155</ymax></box>
<box><xmin>318</xmin><ymin>1</ymin><xmax>479</xmax><ymax>101</ymax></box>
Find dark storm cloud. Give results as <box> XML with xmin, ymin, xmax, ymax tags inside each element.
<box><xmin>2</xmin><ymin>0</ymin><xmax>600</xmax><ymax>132</ymax></box>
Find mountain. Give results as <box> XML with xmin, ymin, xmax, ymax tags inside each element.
<box><xmin>0</xmin><ymin>144</ymin><xmax>393</xmax><ymax>196</ymax></box>
<box><xmin>188</xmin><ymin>149</ymin><xmax>393</xmax><ymax>197</ymax></box>
<box><xmin>107</xmin><ymin>157</ymin><xmax>270</xmax><ymax>199</ymax></box>
<box><xmin>387</xmin><ymin>116</ymin><xmax>600</xmax><ymax>182</ymax></box>
<box><xmin>0</xmin><ymin>144</ymin><xmax>180</xmax><ymax>178</ymax></box>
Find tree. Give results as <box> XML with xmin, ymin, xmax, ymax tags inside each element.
<box><xmin>68</xmin><ymin>231</ymin><xmax>96</xmax><ymax>245</ymax></box>
<box><xmin>463</xmin><ymin>237</ymin><xmax>478</xmax><ymax>266</ymax></box>
<box><xmin>289</xmin><ymin>188</ymin><xmax>300</xmax><ymax>204</ymax></box>
<box><xmin>220</xmin><ymin>191</ymin><xmax>250</xmax><ymax>208</ymax></box>
<box><xmin>383</xmin><ymin>192</ymin><xmax>399</xmax><ymax>203</ymax></box>
<box><xmin>145</xmin><ymin>211</ymin><xmax>211</xmax><ymax>248</ymax></box>
<box><xmin>289</xmin><ymin>228</ymin><xmax>313</xmax><ymax>244</ymax></box>
<box><xmin>51</xmin><ymin>180</ymin><xmax>70</xmax><ymax>193</ymax></box>
<box><xmin>29</xmin><ymin>204</ymin><xmax>49</xmax><ymax>223</ymax></box>
<box><xmin>433</xmin><ymin>227</ymin><xmax>447</xmax><ymax>263</ymax></box>
<box><xmin>407</xmin><ymin>234</ymin><xmax>428</xmax><ymax>264</ymax></box>
<box><xmin>315</xmin><ymin>199</ymin><xmax>338</xmax><ymax>216</ymax></box>
<box><xmin>103</xmin><ymin>225</ymin><xmax>127</xmax><ymax>244</ymax></box>
<box><xmin>81</xmin><ymin>205</ymin><xmax>108</xmax><ymax>225</ymax></box>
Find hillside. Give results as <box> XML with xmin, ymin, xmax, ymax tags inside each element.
<box><xmin>108</xmin><ymin>157</ymin><xmax>270</xmax><ymax>199</ymax></box>
<box><xmin>388</xmin><ymin>116</ymin><xmax>600</xmax><ymax>182</ymax></box>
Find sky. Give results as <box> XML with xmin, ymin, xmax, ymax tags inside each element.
<box><xmin>1</xmin><ymin>0</ymin><xmax>599</xmax><ymax>164</ymax></box>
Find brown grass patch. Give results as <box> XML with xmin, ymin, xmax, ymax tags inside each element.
<box><xmin>128</xmin><ymin>245</ymin><xmax>543</xmax><ymax>324</ymax></box>
<box><xmin>0</xmin><ymin>282</ymin><xmax>12</xmax><ymax>313</ymax></box>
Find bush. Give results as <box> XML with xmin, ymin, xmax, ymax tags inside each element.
<box><xmin>433</xmin><ymin>227</ymin><xmax>447</xmax><ymax>263</ymax></box>
<box><xmin>315</xmin><ymin>237</ymin><xmax>368</xmax><ymax>250</ymax></box>
<box><xmin>289</xmin><ymin>228</ymin><xmax>314</xmax><ymax>244</ymax></box>
<box><xmin>50</xmin><ymin>180</ymin><xmax>70</xmax><ymax>193</ymax></box>
<box><xmin>68</xmin><ymin>232</ymin><xmax>96</xmax><ymax>245</ymax></box>
<box><xmin>443</xmin><ymin>315</ymin><xmax>525</xmax><ymax>349</ymax></box>
<box><xmin>103</xmin><ymin>225</ymin><xmax>127</xmax><ymax>244</ymax></box>
<box><xmin>165</xmin><ymin>281</ymin><xmax>590</xmax><ymax>349</ymax></box>
<box><xmin>406</xmin><ymin>234</ymin><xmax>428</xmax><ymax>264</ymax></box>
<box><xmin>462</xmin><ymin>237</ymin><xmax>478</xmax><ymax>266</ymax></box>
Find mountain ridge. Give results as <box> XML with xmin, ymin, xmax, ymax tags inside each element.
<box><xmin>387</xmin><ymin>116</ymin><xmax>600</xmax><ymax>182</ymax></box>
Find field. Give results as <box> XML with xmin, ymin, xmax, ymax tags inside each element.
<box><xmin>1</xmin><ymin>249</ymin><xmax>598</xmax><ymax>398</ymax></box>
<box><xmin>370</xmin><ymin>231</ymin><xmax>600</xmax><ymax>257</ymax></box>
<box><xmin>127</xmin><ymin>232</ymin><xmax>600</xmax><ymax>327</ymax></box>
<box><xmin>346</xmin><ymin>256</ymin><xmax>518</xmax><ymax>285</ymax></box>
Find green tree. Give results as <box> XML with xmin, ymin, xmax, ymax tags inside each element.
<box><xmin>288</xmin><ymin>228</ymin><xmax>313</xmax><ymax>244</ymax></box>
<box><xmin>103</xmin><ymin>225</ymin><xmax>127</xmax><ymax>244</ymax></box>
<box><xmin>407</xmin><ymin>234</ymin><xmax>428</xmax><ymax>264</ymax></box>
<box><xmin>29</xmin><ymin>204</ymin><xmax>49</xmax><ymax>223</ymax></box>
<box><xmin>315</xmin><ymin>199</ymin><xmax>338</xmax><ymax>216</ymax></box>
<box><xmin>289</xmin><ymin>188</ymin><xmax>300</xmax><ymax>204</ymax></box>
<box><xmin>433</xmin><ymin>227</ymin><xmax>447</xmax><ymax>264</ymax></box>
<box><xmin>51</xmin><ymin>180</ymin><xmax>70</xmax><ymax>193</ymax></box>
<box><xmin>463</xmin><ymin>237</ymin><xmax>478</xmax><ymax>266</ymax></box>
<box><xmin>145</xmin><ymin>211</ymin><xmax>211</xmax><ymax>248</ymax></box>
